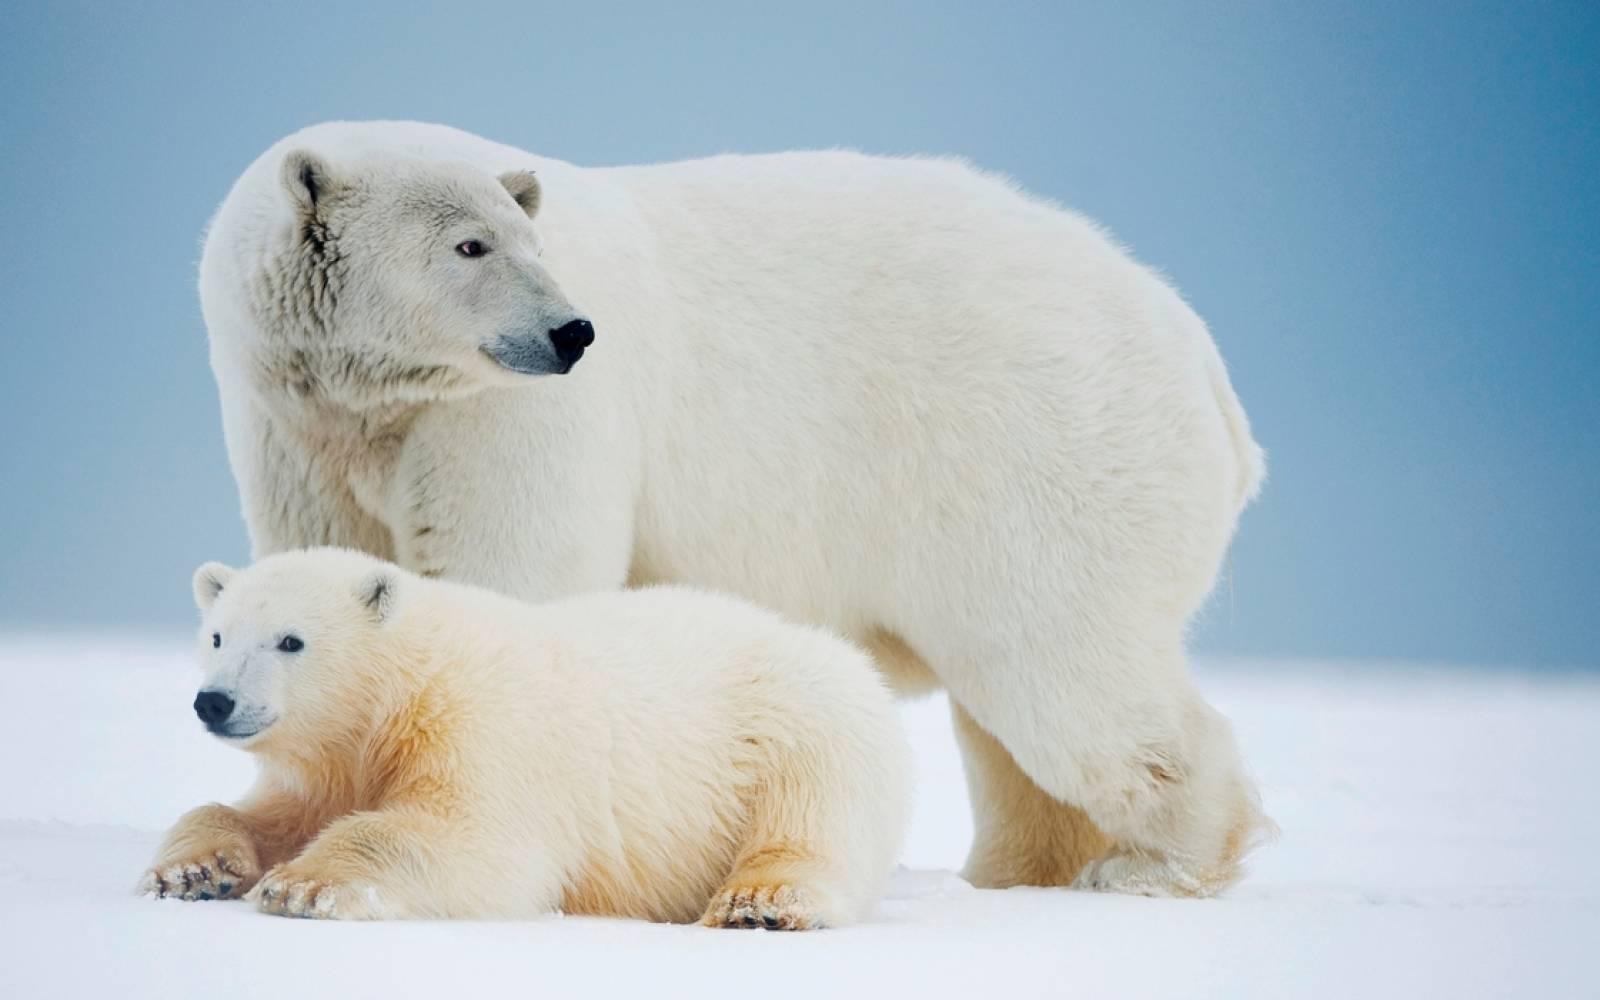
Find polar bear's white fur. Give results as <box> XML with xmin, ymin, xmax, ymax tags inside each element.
<box><xmin>200</xmin><ymin>121</ymin><xmax>1268</xmax><ymax>895</ymax></box>
<box><xmin>139</xmin><ymin>548</ymin><xmax>910</xmax><ymax>925</ymax></box>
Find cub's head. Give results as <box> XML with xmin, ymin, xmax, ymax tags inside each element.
<box><xmin>258</xmin><ymin>149</ymin><xmax>594</xmax><ymax>407</ymax></box>
<box><xmin>188</xmin><ymin>549</ymin><xmax>404</xmax><ymax>751</ymax></box>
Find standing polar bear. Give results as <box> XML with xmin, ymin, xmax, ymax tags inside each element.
<box><xmin>141</xmin><ymin>548</ymin><xmax>910</xmax><ymax>925</ymax></box>
<box><xmin>201</xmin><ymin>120</ymin><xmax>1268</xmax><ymax>896</ymax></box>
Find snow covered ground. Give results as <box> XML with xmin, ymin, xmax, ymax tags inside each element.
<box><xmin>0</xmin><ymin>636</ymin><xmax>1594</xmax><ymax>998</ymax></box>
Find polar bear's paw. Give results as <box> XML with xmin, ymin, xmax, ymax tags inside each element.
<box><xmin>139</xmin><ymin>848</ymin><xmax>259</xmax><ymax>901</ymax></box>
<box><xmin>1072</xmin><ymin>852</ymin><xmax>1229</xmax><ymax>898</ymax></box>
<box><xmin>248</xmin><ymin>865</ymin><xmax>387</xmax><ymax>920</ymax></box>
<box><xmin>701</xmin><ymin>882</ymin><xmax>825</xmax><ymax>931</ymax></box>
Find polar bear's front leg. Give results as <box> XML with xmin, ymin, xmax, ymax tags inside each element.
<box><xmin>249</xmin><ymin>807</ymin><xmax>556</xmax><ymax>920</ymax></box>
<box><xmin>139</xmin><ymin>790</ymin><xmax>312</xmax><ymax>901</ymax></box>
<box><xmin>139</xmin><ymin>804</ymin><xmax>262</xmax><ymax>901</ymax></box>
<box><xmin>226</xmin><ymin>397</ymin><xmax>395</xmax><ymax>560</ymax></box>
<box><xmin>251</xmin><ymin>810</ymin><xmax>429</xmax><ymax>920</ymax></box>
<box><xmin>387</xmin><ymin>390</ymin><xmax>638</xmax><ymax>603</ymax></box>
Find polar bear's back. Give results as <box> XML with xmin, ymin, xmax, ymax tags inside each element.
<box><xmin>595</xmin><ymin>150</ymin><xmax>1260</xmax><ymax>637</ymax></box>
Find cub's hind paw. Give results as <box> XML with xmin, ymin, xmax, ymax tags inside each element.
<box><xmin>702</xmin><ymin>883</ymin><xmax>824</xmax><ymax>931</ymax></box>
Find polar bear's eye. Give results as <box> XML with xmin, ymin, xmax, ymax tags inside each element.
<box><xmin>211</xmin><ymin>632</ymin><xmax>221</xmax><ymax>648</ymax></box>
<box><xmin>277</xmin><ymin>635</ymin><xmax>305</xmax><ymax>654</ymax></box>
<box><xmin>455</xmin><ymin>240</ymin><xmax>488</xmax><ymax>258</ymax></box>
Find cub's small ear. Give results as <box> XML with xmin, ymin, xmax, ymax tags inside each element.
<box><xmin>357</xmin><ymin>570</ymin><xmax>397</xmax><ymax>622</ymax></box>
<box><xmin>192</xmin><ymin>562</ymin><xmax>235</xmax><ymax>611</ymax></box>
<box><xmin>498</xmin><ymin>170</ymin><xmax>541</xmax><ymax>219</ymax></box>
<box><xmin>280</xmin><ymin>149</ymin><xmax>340</xmax><ymax>213</ymax></box>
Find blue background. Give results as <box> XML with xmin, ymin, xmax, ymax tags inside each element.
<box><xmin>2</xmin><ymin>1</ymin><xmax>1596</xmax><ymax>668</ymax></box>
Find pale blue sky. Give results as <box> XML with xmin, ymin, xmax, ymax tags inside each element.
<box><xmin>1</xmin><ymin>1</ymin><xmax>1596</xmax><ymax>668</ymax></box>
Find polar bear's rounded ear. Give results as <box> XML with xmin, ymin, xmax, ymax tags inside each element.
<box><xmin>357</xmin><ymin>570</ymin><xmax>397</xmax><ymax>623</ymax></box>
<box><xmin>192</xmin><ymin>562</ymin><xmax>235</xmax><ymax>612</ymax></box>
<box><xmin>498</xmin><ymin>170</ymin><xmax>541</xmax><ymax>219</ymax></box>
<box><xmin>281</xmin><ymin>149</ymin><xmax>340</xmax><ymax>213</ymax></box>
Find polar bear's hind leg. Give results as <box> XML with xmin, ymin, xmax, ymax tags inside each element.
<box><xmin>701</xmin><ymin>691</ymin><xmax>905</xmax><ymax>930</ymax></box>
<box><xmin>951</xmin><ymin>702</ymin><xmax>1115</xmax><ymax>888</ymax></box>
<box><xmin>918</xmin><ymin>563</ymin><xmax>1267</xmax><ymax>899</ymax></box>
<box><xmin>701</xmin><ymin>842</ymin><xmax>835</xmax><ymax>931</ymax></box>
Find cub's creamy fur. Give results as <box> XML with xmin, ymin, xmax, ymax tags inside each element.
<box><xmin>139</xmin><ymin>548</ymin><xmax>910</xmax><ymax>925</ymax></box>
<box><xmin>202</xmin><ymin>121</ymin><xmax>1268</xmax><ymax>895</ymax></box>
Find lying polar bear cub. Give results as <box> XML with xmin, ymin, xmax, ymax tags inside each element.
<box><xmin>140</xmin><ymin>548</ymin><xmax>911</xmax><ymax>927</ymax></box>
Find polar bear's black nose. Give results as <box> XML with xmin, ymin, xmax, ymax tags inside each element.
<box><xmin>193</xmin><ymin>690</ymin><xmax>235</xmax><ymax>728</ymax></box>
<box><xmin>548</xmin><ymin>319</ymin><xmax>595</xmax><ymax>369</ymax></box>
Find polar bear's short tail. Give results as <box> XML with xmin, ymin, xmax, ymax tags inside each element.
<box><xmin>1204</xmin><ymin>341</ymin><xmax>1266</xmax><ymax>514</ymax></box>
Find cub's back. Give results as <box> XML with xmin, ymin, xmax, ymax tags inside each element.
<box><xmin>472</xmin><ymin>583</ymin><xmax>905</xmax><ymax>923</ymax></box>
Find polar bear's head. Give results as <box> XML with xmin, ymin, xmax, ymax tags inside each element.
<box><xmin>188</xmin><ymin>549</ymin><xmax>405</xmax><ymax>751</ymax></box>
<box><xmin>249</xmin><ymin>150</ymin><xmax>593</xmax><ymax>409</ymax></box>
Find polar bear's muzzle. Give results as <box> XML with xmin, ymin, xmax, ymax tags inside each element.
<box><xmin>484</xmin><ymin>318</ymin><xmax>595</xmax><ymax>376</ymax></box>
<box><xmin>193</xmin><ymin>687</ymin><xmax>274</xmax><ymax>741</ymax></box>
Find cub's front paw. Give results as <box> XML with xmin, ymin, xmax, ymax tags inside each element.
<box><xmin>249</xmin><ymin>866</ymin><xmax>386</xmax><ymax>920</ymax></box>
<box><xmin>139</xmin><ymin>847</ymin><xmax>259</xmax><ymax>901</ymax></box>
<box><xmin>702</xmin><ymin>883</ymin><xmax>825</xmax><ymax>931</ymax></box>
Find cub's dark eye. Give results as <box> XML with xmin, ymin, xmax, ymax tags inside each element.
<box><xmin>455</xmin><ymin>239</ymin><xmax>488</xmax><ymax>258</ymax></box>
<box><xmin>277</xmin><ymin>635</ymin><xmax>304</xmax><ymax>653</ymax></box>
<box><xmin>211</xmin><ymin>633</ymin><xmax>221</xmax><ymax>648</ymax></box>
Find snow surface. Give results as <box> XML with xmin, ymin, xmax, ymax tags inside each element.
<box><xmin>0</xmin><ymin>637</ymin><xmax>1595</xmax><ymax>998</ymax></box>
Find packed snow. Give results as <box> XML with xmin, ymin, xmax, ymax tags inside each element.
<box><xmin>0</xmin><ymin>636</ymin><xmax>1594</xmax><ymax>998</ymax></box>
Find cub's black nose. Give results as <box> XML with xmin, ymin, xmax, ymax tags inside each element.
<box><xmin>548</xmin><ymin>318</ymin><xmax>595</xmax><ymax>369</ymax></box>
<box><xmin>193</xmin><ymin>690</ymin><xmax>235</xmax><ymax>728</ymax></box>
